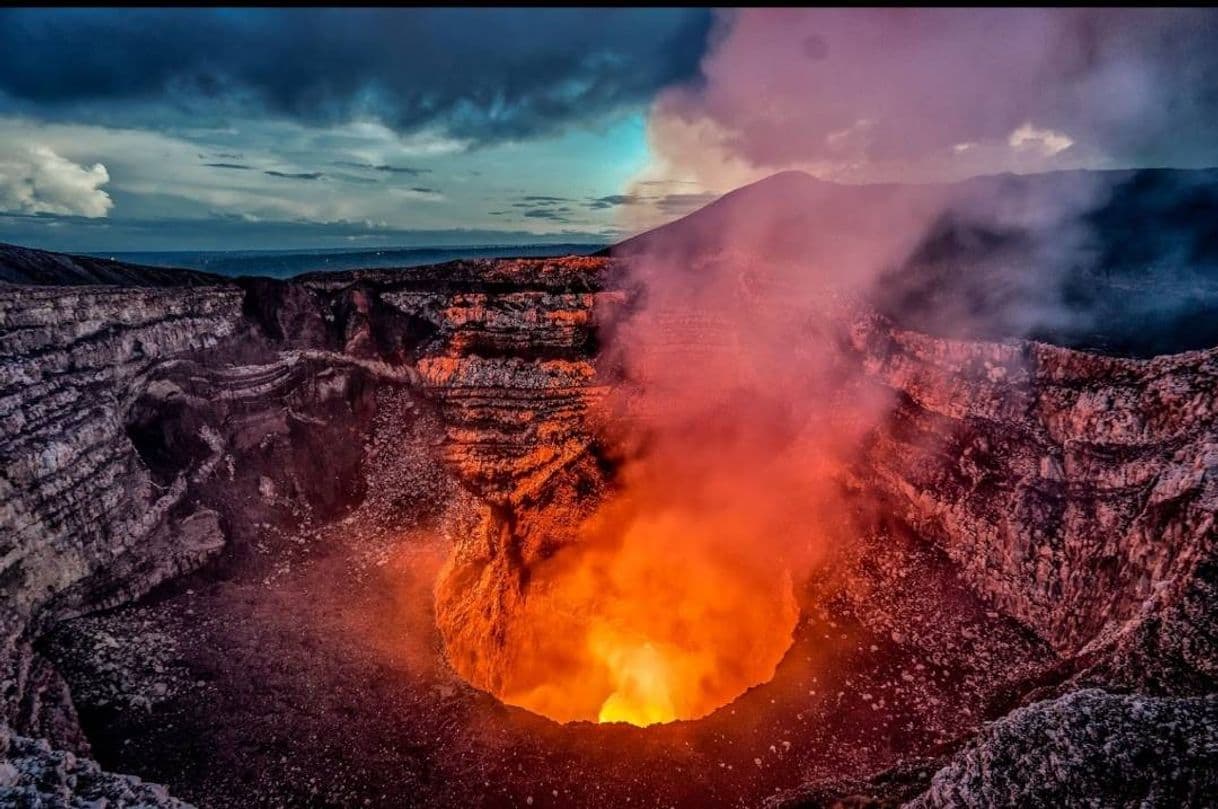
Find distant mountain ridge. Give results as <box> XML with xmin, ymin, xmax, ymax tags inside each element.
<box><xmin>0</xmin><ymin>242</ymin><xmax>225</xmax><ymax>286</ymax></box>
<box><xmin>98</xmin><ymin>243</ymin><xmax>607</xmax><ymax>279</ymax></box>
<box><xmin>0</xmin><ymin>242</ymin><xmax>608</xmax><ymax>286</ymax></box>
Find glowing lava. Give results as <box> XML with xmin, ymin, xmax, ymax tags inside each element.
<box><xmin>440</xmin><ymin>495</ymin><xmax>801</xmax><ymax>727</ymax></box>
<box><xmin>594</xmin><ymin>639</ymin><xmax>676</xmax><ymax>726</ymax></box>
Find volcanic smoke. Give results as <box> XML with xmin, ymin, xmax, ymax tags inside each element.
<box><xmin>435</xmin><ymin>7</ymin><xmax>1218</xmax><ymax>727</ymax></box>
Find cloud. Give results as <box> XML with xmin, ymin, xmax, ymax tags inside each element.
<box><xmin>0</xmin><ymin>145</ymin><xmax>113</xmax><ymax>217</ymax></box>
<box><xmin>0</xmin><ymin>9</ymin><xmax>713</xmax><ymax>146</ymax></box>
<box><xmin>204</xmin><ymin>162</ymin><xmax>253</xmax><ymax>170</ymax></box>
<box><xmin>585</xmin><ymin>191</ymin><xmax>715</xmax><ymax>217</ymax></box>
<box><xmin>588</xmin><ymin>194</ymin><xmax>642</xmax><ymax>209</ymax></box>
<box><xmin>389</xmin><ymin>186</ymin><xmax>444</xmax><ymax>203</ymax></box>
<box><xmin>1008</xmin><ymin>123</ymin><xmax>1075</xmax><ymax>157</ymax></box>
<box><xmin>523</xmin><ymin>208</ymin><xmax>571</xmax><ymax>222</ymax></box>
<box><xmin>652</xmin><ymin>192</ymin><xmax>719</xmax><ymax>215</ymax></box>
<box><xmin>333</xmin><ymin>160</ymin><xmax>431</xmax><ymax>176</ymax></box>
<box><xmin>0</xmin><ymin>112</ymin><xmax>641</xmax><ymax>246</ymax></box>
<box><xmin>330</xmin><ymin>173</ymin><xmax>380</xmax><ymax>185</ymax></box>
<box><xmin>264</xmin><ymin>170</ymin><xmax>323</xmax><ymax>180</ymax></box>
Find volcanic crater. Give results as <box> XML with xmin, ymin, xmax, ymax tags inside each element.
<box><xmin>2</xmin><ymin>170</ymin><xmax>1217</xmax><ymax>808</ymax></box>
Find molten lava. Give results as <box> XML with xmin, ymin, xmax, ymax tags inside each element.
<box><xmin>454</xmin><ymin>496</ymin><xmax>800</xmax><ymax>727</ymax></box>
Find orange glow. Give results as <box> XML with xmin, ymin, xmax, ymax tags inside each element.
<box><xmin>463</xmin><ymin>492</ymin><xmax>800</xmax><ymax>727</ymax></box>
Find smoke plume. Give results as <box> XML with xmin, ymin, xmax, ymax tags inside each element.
<box><xmin>566</xmin><ymin>8</ymin><xmax>1218</xmax><ymax>721</ymax></box>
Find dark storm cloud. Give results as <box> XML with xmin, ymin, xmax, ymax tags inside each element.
<box><xmin>0</xmin><ymin>8</ymin><xmax>713</xmax><ymax>144</ymax></box>
<box><xmin>203</xmin><ymin>162</ymin><xmax>253</xmax><ymax>170</ymax></box>
<box><xmin>264</xmin><ymin>170</ymin><xmax>323</xmax><ymax>180</ymax></box>
<box><xmin>521</xmin><ymin>195</ymin><xmax>572</xmax><ymax>203</ymax></box>
<box><xmin>410</xmin><ymin>187</ymin><xmax>439</xmax><ymax>194</ymax></box>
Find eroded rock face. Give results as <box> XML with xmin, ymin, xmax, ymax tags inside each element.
<box><xmin>852</xmin><ymin>315</ymin><xmax>1218</xmax><ymax>690</ymax></box>
<box><xmin>2</xmin><ymin>247</ymin><xmax>1215</xmax><ymax>805</ymax></box>
<box><xmin>1</xmin><ymin>285</ymin><xmax>243</xmax><ymax>745</ymax></box>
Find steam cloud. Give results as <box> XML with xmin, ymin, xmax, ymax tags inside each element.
<box><xmin>636</xmin><ymin>8</ymin><xmax>1218</xmax><ymax>190</ymax></box>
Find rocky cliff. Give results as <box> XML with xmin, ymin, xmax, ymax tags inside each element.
<box><xmin>851</xmin><ymin>315</ymin><xmax>1217</xmax><ymax>688</ymax></box>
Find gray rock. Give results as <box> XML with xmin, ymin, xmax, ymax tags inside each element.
<box><xmin>906</xmin><ymin>689</ymin><xmax>1218</xmax><ymax>808</ymax></box>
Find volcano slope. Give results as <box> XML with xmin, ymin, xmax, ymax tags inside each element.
<box><xmin>1</xmin><ymin>171</ymin><xmax>1217</xmax><ymax>808</ymax></box>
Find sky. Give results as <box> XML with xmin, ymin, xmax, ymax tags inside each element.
<box><xmin>0</xmin><ymin>8</ymin><xmax>711</xmax><ymax>251</ymax></box>
<box><xmin>2</xmin><ymin>8</ymin><xmax>1218</xmax><ymax>252</ymax></box>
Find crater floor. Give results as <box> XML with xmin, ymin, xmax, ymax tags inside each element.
<box><xmin>42</xmin><ymin>391</ymin><xmax>1055</xmax><ymax>809</ymax></box>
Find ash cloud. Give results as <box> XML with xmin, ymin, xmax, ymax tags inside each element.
<box><xmin>625</xmin><ymin>9</ymin><xmax>1218</xmax><ymax>351</ymax></box>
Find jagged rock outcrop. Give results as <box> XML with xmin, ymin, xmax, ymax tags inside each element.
<box><xmin>1</xmin><ymin>285</ymin><xmax>244</xmax><ymax>745</ymax></box>
<box><xmin>778</xmin><ymin>689</ymin><xmax>1218</xmax><ymax>808</ymax></box>
<box><xmin>0</xmin><ymin>723</ymin><xmax>192</xmax><ymax>808</ymax></box>
<box><xmin>0</xmin><ymin>280</ymin><xmax>433</xmax><ymax>750</ymax></box>
<box><xmin>906</xmin><ymin>689</ymin><xmax>1218</xmax><ymax>808</ymax></box>
<box><xmin>851</xmin><ymin>315</ymin><xmax>1218</xmax><ymax>693</ymax></box>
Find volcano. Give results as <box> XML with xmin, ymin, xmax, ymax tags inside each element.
<box><xmin>1</xmin><ymin>169</ymin><xmax>1216</xmax><ymax>808</ymax></box>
